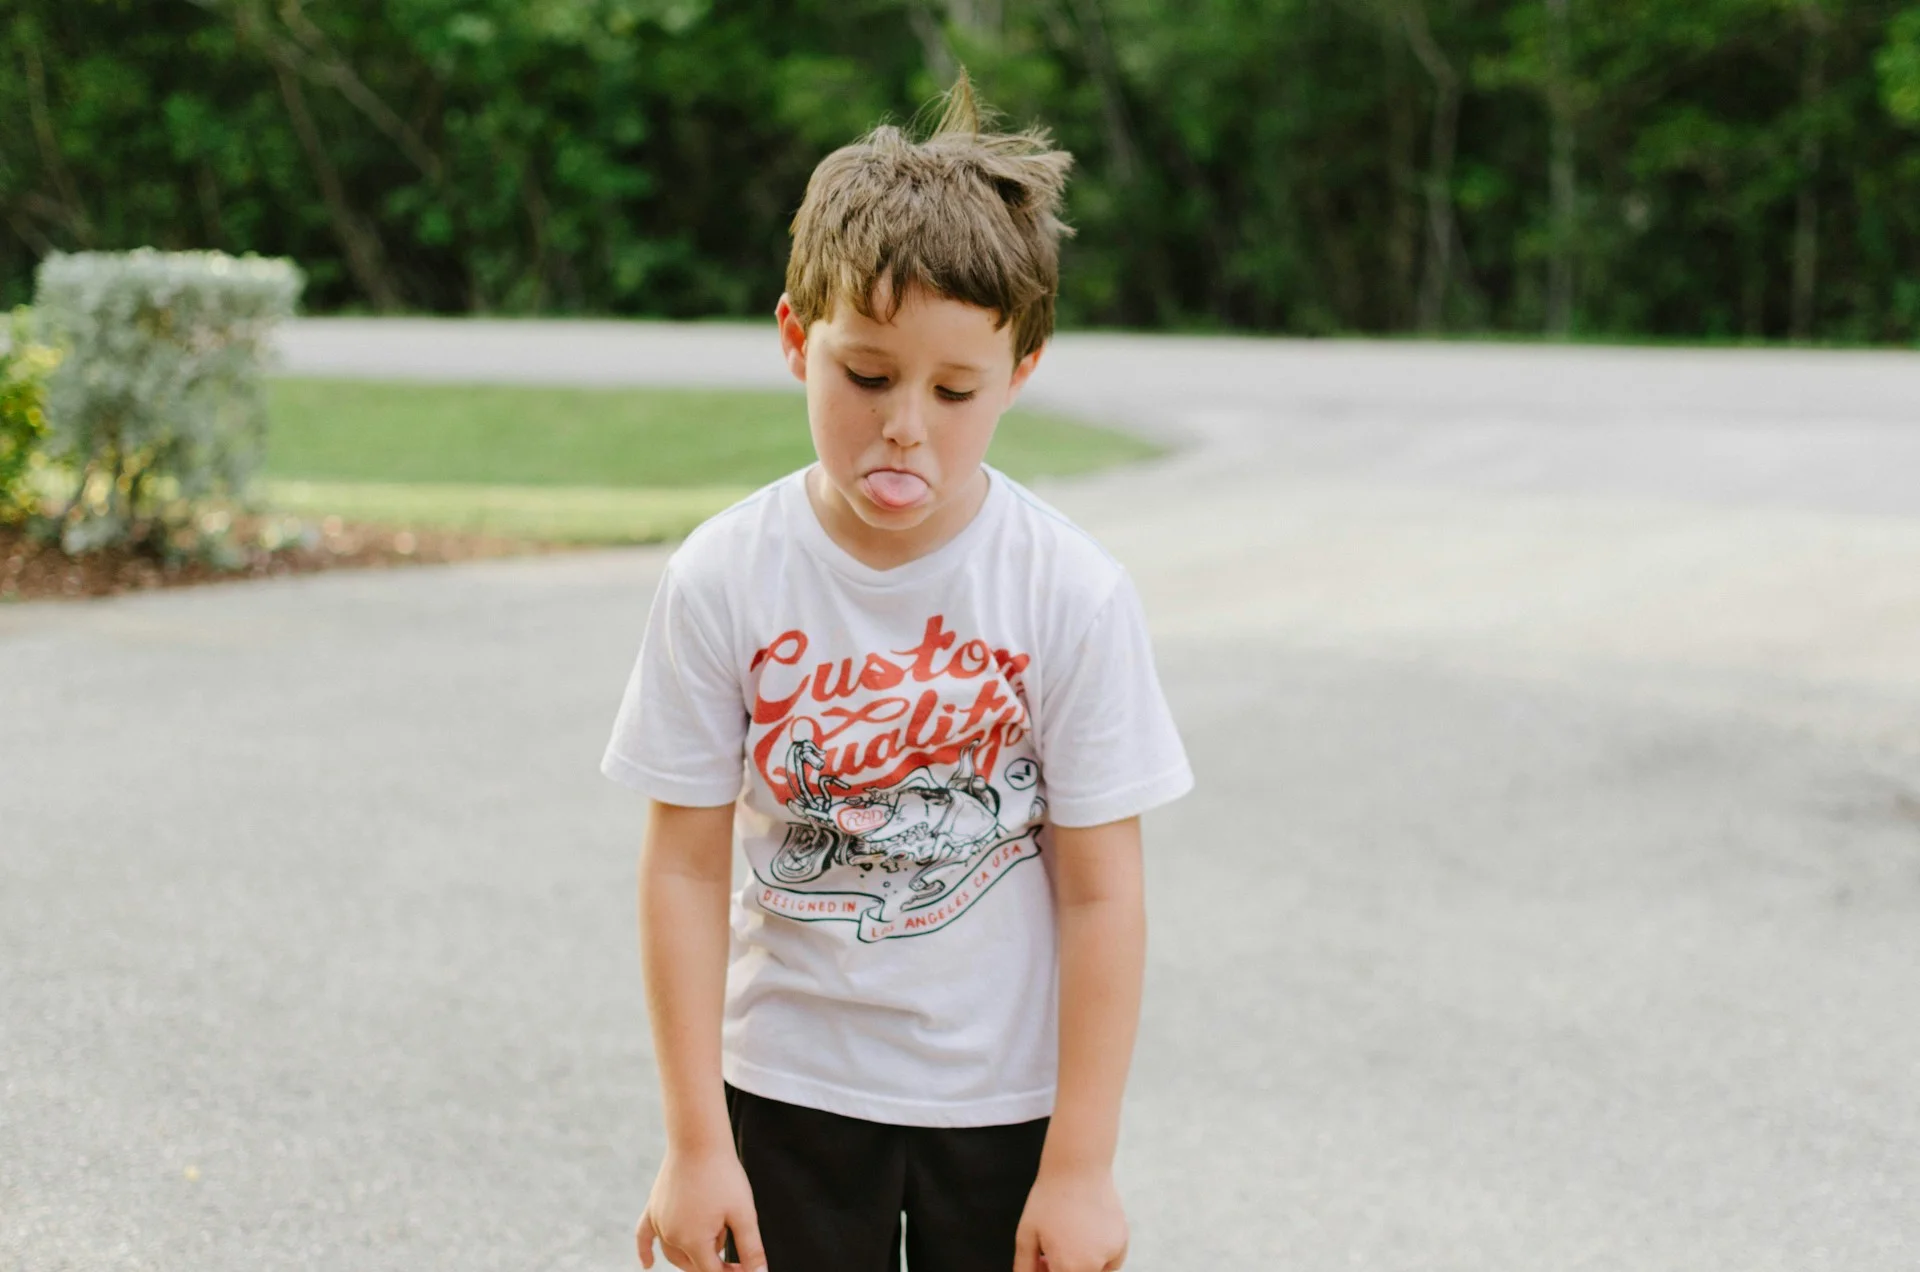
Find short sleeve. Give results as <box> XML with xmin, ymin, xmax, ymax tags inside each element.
<box><xmin>600</xmin><ymin>565</ymin><xmax>748</xmax><ymax>806</ymax></box>
<box><xmin>1036</xmin><ymin>573</ymin><xmax>1194</xmax><ymax>828</ymax></box>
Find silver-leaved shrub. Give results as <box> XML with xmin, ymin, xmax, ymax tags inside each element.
<box><xmin>33</xmin><ymin>249</ymin><xmax>303</xmax><ymax>554</ymax></box>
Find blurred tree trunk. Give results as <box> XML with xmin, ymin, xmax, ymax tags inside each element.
<box><xmin>908</xmin><ymin>3</ymin><xmax>957</xmax><ymax>81</ymax></box>
<box><xmin>1545</xmin><ymin>0</ymin><xmax>1577</xmax><ymax>335</ymax></box>
<box><xmin>1384</xmin><ymin>19</ymin><xmax>1419</xmax><ymax>328</ymax></box>
<box><xmin>946</xmin><ymin>0</ymin><xmax>1002</xmax><ymax>36</ymax></box>
<box><xmin>1060</xmin><ymin>0</ymin><xmax>1139</xmax><ymax>184</ymax></box>
<box><xmin>1037</xmin><ymin>0</ymin><xmax>1176</xmax><ymax>319</ymax></box>
<box><xmin>909</xmin><ymin>0</ymin><xmax>1005</xmax><ymax>81</ymax></box>
<box><xmin>21</xmin><ymin>35</ymin><xmax>94</xmax><ymax>246</ymax></box>
<box><xmin>1399</xmin><ymin>0</ymin><xmax>1460</xmax><ymax>330</ymax></box>
<box><xmin>1791</xmin><ymin>0</ymin><xmax>1829</xmax><ymax>341</ymax></box>
<box><xmin>274</xmin><ymin>64</ymin><xmax>400</xmax><ymax>310</ymax></box>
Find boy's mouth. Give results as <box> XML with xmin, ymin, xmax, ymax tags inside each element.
<box><xmin>862</xmin><ymin>469</ymin><xmax>930</xmax><ymax>510</ymax></box>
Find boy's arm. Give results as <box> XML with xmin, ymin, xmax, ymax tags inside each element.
<box><xmin>1017</xmin><ymin>816</ymin><xmax>1146</xmax><ymax>1272</ymax></box>
<box><xmin>635</xmin><ymin>799</ymin><xmax>764</xmax><ymax>1272</ymax></box>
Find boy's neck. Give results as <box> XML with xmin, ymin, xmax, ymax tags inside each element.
<box><xmin>805</xmin><ymin>465</ymin><xmax>992</xmax><ymax>572</ymax></box>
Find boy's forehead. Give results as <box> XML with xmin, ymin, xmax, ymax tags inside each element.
<box><xmin>819</xmin><ymin>283</ymin><xmax>1016</xmax><ymax>363</ymax></box>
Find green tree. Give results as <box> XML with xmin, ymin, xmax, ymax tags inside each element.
<box><xmin>4</xmin><ymin>0</ymin><xmax>1918</xmax><ymax>341</ymax></box>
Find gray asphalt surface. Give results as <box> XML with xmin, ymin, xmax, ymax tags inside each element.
<box><xmin>5</xmin><ymin>321</ymin><xmax>1919</xmax><ymax>1270</ymax></box>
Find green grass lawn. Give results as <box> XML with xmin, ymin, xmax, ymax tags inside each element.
<box><xmin>259</xmin><ymin>379</ymin><xmax>1160</xmax><ymax>543</ymax></box>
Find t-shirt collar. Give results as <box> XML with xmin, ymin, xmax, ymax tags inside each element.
<box><xmin>786</xmin><ymin>463</ymin><xmax>1007</xmax><ymax>587</ymax></box>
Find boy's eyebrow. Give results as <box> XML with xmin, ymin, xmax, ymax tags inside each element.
<box><xmin>837</xmin><ymin>341</ymin><xmax>988</xmax><ymax>375</ymax></box>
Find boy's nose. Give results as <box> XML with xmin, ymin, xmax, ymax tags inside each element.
<box><xmin>881</xmin><ymin>396</ymin><xmax>927</xmax><ymax>446</ymax></box>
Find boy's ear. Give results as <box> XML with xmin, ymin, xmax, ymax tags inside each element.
<box><xmin>774</xmin><ymin>294</ymin><xmax>809</xmax><ymax>383</ymax></box>
<box><xmin>1006</xmin><ymin>341</ymin><xmax>1045</xmax><ymax>406</ymax></box>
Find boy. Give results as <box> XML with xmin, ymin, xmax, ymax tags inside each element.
<box><xmin>602</xmin><ymin>76</ymin><xmax>1191</xmax><ymax>1272</ymax></box>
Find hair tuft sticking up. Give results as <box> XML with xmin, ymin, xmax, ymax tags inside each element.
<box><xmin>785</xmin><ymin>69</ymin><xmax>1074</xmax><ymax>362</ymax></box>
<box><xmin>933</xmin><ymin>67</ymin><xmax>983</xmax><ymax>137</ymax></box>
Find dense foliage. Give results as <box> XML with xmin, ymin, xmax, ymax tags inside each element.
<box><xmin>0</xmin><ymin>307</ymin><xmax>61</xmax><ymax>522</ymax></box>
<box><xmin>34</xmin><ymin>249</ymin><xmax>302</xmax><ymax>552</ymax></box>
<box><xmin>4</xmin><ymin>0</ymin><xmax>1917</xmax><ymax>341</ymax></box>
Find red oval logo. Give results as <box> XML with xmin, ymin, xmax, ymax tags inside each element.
<box><xmin>835</xmin><ymin>804</ymin><xmax>891</xmax><ymax>836</ymax></box>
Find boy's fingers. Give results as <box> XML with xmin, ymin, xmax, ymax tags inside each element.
<box><xmin>727</xmin><ymin>1210</ymin><xmax>769</xmax><ymax>1272</ymax></box>
<box><xmin>659</xmin><ymin>1238</ymin><xmax>719</xmax><ymax>1272</ymax></box>
<box><xmin>635</xmin><ymin>1213</ymin><xmax>656</xmax><ymax>1269</ymax></box>
<box><xmin>1013</xmin><ymin>1226</ymin><xmax>1040</xmax><ymax>1272</ymax></box>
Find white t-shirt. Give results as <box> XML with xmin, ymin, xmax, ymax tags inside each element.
<box><xmin>602</xmin><ymin>465</ymin><xmax>1193</xmax><ymax>1127</ymax></box>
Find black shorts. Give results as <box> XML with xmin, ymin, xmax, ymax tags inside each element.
<box><xmin>723</xmin><ymin>1083</ymin><xmax>1049</xmax><ymax>1272</ymax></box>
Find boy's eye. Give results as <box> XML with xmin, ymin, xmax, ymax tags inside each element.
<box><xmin>935</xmin><ymin>386</ymin><xmax>977</xmax><ymax>403</ymax></box>
<box><xmin>844</xmin><ymin>368</ymin><xmax>888</xmax><ymax>390</ymax></box>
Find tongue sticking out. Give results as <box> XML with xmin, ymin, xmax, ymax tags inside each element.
<box><xmin>864</xmin><ymin>470</ymin><xmax>929</xmax><ymax>510</ymax></box>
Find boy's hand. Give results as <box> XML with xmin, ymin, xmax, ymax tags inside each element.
<box><xmin>1013</xmin><ymin>1164</ymin><xmax>1128</xmax><ymax>1272</ymax></box>
<box><xmin>635</xmin><ymin>1146</ymin><xmax>766</xmax><ymax>1272</ymax></box>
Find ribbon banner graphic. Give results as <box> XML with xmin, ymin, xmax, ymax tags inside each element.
<box><xmin>754</xmin><ymin>827</ymin><xmax>1043</xmax><ymax>943</ymax></box>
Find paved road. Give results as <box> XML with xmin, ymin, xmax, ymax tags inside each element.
<box><xmin>5</xmin><ymin>321</ymin><xmax>1919</xmax><ymax>1270</ymax></box>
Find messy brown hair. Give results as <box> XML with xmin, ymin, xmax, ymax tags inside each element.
<box><xmin>785</xmin><ymin>71</ymin><xmax>1074</xmax><ymax>363</ymax></box>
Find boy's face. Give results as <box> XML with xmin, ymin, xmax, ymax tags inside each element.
<box><xmin>776</xmin><ymin>283</ymin><xmax>1042</xmax><ymax>558</ymax></box>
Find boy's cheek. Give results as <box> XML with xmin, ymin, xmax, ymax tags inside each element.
<box><xmin>807</xmin><ymin>397</ymin><xmax>862</xmax><ymax>456</ymax></box>
<box><xmin>947</xmin><ymin>405</ymin><xmax>999</xmax><ymax>461</ymax></box>
<box><xmin>807</xmin><ymin>413</ymin><xmax>880</xmax><ymax>487</ymax></box>
<box><xmin>813</xmin><ymin>381</ymin><xmax>891</xmax><ymax>443</ymax></box>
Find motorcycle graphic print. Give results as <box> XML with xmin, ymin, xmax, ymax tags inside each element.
<box><xmin>746</xmin><ymin>616</ymin><xmax>1046</xmax><ymax>942</ymax></box>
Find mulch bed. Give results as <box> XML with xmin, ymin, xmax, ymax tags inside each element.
<box><xmin>1</xmin><ymin>516</ymin><xmax>567</xmax><ymax>603</ymax></box>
